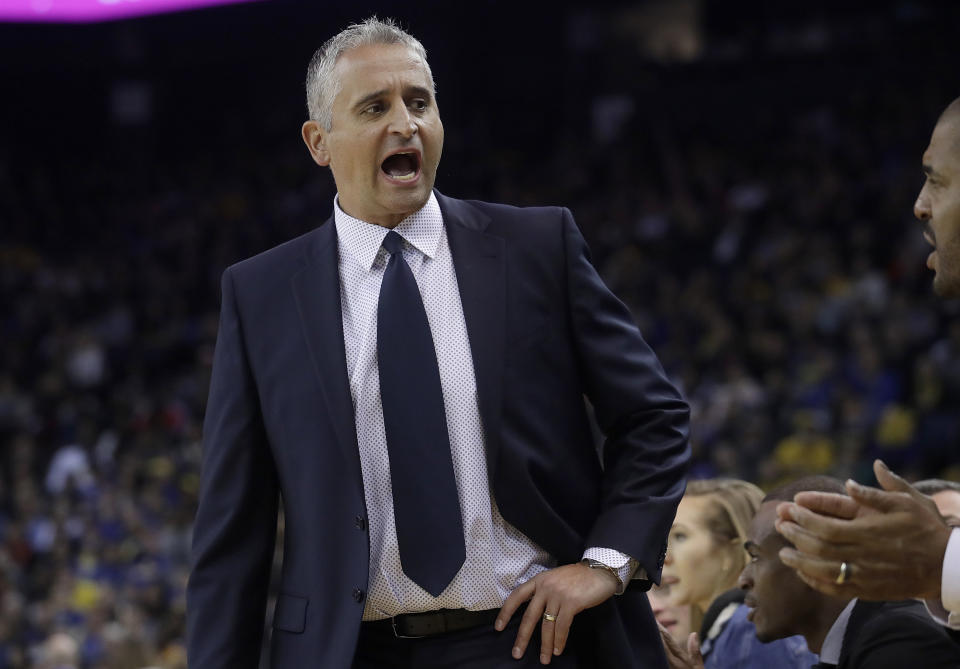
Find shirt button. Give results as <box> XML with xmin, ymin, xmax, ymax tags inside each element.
<box><xmin>352</xmin><ymin>588</ymin><xmax>365</xmax><ymax>603</ymax></box>
<box><xmin>354</xmin><ymin>515</ymin><xmax>367</xmax><ymax>531</ymax></box>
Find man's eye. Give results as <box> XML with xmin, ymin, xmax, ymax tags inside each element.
<box><xmin>410</xmin><ymin>99</ymin><xmax>428</xmax><ymax>112</ymax></box>
<box><xmin>672</xmin><ymin>532</ymin><xmax>686</xmax><ymax>542</ymax></box>
<box><xmin>364</xmin><ymin>104</ymin><xmax>384</xmax><ymax>115</ymax></box>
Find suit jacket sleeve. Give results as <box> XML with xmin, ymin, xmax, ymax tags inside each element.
<box><xmin>560</xmin><ymin>208</ymin><xmax>690</xmax><ymax>583</ymax></box>
<box><xmin>186</xmin><ymin>267</ymin><xmax>280</xmax><ymax>669</ymax></box>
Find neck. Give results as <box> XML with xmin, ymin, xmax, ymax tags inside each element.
<box><xmin>802</xmin><ymin>597</ymin><xmax>851</xmax><ymax>654</ymax></box>
<box><xmin>690</xmin><ymin>604</ymin><xmax>705</xmax><ymax>638</ymax></box>
<box><xmin>335</xmin><ymin>196</ymin><xmax>423</xmax><ymax>229</ymax></box>
<box><xmin>691</xmin><ymin>590</ymin><xmax>722</xmax><ymax>634</ymax></box>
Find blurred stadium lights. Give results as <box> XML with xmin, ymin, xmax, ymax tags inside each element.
<box><xmin>0</xmin><ymin>0</ymin><xmax>264</xmax><ymax>24</ymax></box>
<box><xmin>614</xmin><ymin>0</ymin><xmax>702</xmax><ymax>63</ymax></box>
<box><xmin>566</xmin><ymin>0</ymin><xmax>703</xmax><ymax>63</ymax></box>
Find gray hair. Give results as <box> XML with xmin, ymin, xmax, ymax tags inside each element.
<box><xmin>305</xmin><ymin>17</ymin><xmax>434</xmax><ymax>131</ymax></box>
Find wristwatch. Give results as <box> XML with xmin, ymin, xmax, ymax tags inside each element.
<box><xmin>581</xmin><ymin>558</ymin><xmax>624</xmax><ymax>592</ymax></box>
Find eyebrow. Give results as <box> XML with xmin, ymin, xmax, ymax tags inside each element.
<box><xmin>351</xmin><ymin>89</ymin><xmax>390</xmax><ymax>113</ymax></box>
<box><xmin>351</xmin><ymin>85</ymin><xmax>434</xmax><ymax>113</ymax></box>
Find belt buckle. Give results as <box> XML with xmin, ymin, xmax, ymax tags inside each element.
<box><xmin>390</xmin><ymin>615</ymin><xmax>427</xmax><ymax>640</ymax></box>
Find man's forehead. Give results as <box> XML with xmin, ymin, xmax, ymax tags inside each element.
<box><xmin>748</xmin><ymin>501</ymin><xmax>779</xmax><ymax>546</ymax></box>
<box><xmin>335</xmin><ymin>44</ymin><xmax>430</xmax><ymax>86</ymax></box>
<box><xmin>925</xmin><ymin>119</ymin><xmax>960</xmax><ymax>172</ymax></box>
<box><xmin>932</xmin><ymin>490</ymin><xmax>960</xmax><ymax>521</ymax></box>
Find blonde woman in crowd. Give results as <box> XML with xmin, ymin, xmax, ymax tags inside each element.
<box><xmin>657</xmin><ymin>479</ymin><xmax>816</xmax><ymax>669</ymax></box>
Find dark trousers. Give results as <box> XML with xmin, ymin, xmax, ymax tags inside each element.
<box><xmin>352</xmin><ymin>610</ymin><xmax>582</xmax><ymax>669</ymax></box>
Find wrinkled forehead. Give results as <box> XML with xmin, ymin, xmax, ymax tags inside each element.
<box><xmin>334</xmin><ymin>43</ymin><xmax>431</xmax><ymax>91</ymax></box>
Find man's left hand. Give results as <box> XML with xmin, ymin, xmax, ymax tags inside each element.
<box><xmin>495</xmin><ymin>562</ymin><xmax>618</xmax><ymax>665</ymax></box>
<box><xmin>775</xmin><ymin>459</ymin><xmax>951</xmax><ymax>600</ymax></box>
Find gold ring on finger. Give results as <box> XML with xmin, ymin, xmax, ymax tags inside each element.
<box><xmin>543</xmin><ymin>612</ymin><xmax>558</xmax><ymax>622</ymax></box>
<box><xmin>835</xmin><ymin>561</ymin><xmax>850</xmax><ymax>585</ymax></box>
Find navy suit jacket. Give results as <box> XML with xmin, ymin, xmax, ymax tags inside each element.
<box><xmin>186</xmin><ymin>192</ymin><xmax>691</xmax><ymax>668</ymax></box>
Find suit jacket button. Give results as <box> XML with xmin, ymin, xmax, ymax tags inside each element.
<box><xmin>354</xmin><ymin>515</ymin><xmax>367</xmax><ymax>530</ymax></box>
<box><xmin>352</xmin><ymin>588</ymin><xmax>365</xmax><ymax>603</ymax></box>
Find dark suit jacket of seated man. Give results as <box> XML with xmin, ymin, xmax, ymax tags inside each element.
<box><xmin>186</xmin><ymin>17</ymin><xmax>690</xmax><ymax>669</ymax></box>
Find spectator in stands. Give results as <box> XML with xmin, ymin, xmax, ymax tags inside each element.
<box><xmin>658</xmin><ymin>479</ymin><xmax>815</xmax><ymax>668</ymax></box>
<box><xmin>915</xmin><ymin>479</ymin><xmax>960</xmax><ymax>526</ymax></box>
<box><xmin>38</xmin><ymin>632</ymin><xmax>78</xmax><ymax>669</ymax></box>
<box><xmin>747</xmin><ymin>477</ymin><xmax>960</xmax><ymax>668</ymax></box>
<box><xmin>647</xmin><ymin>584</ymin><xmax>691</xmax><ymax>645</ymax></box>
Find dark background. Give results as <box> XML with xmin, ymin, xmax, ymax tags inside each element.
<box><xmin>1</xmin><ymin>1</ymin><xmax>959</xmax><ymax>666</ymax></box>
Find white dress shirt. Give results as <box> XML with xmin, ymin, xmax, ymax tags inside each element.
<box><xmin>818</xmin><ymin>598</ymin><xmax>856</xmax><ymax>665</ymax></box>
<box><xmin>333</xmin><ymin>193</ymin><xmax>634</xmax><ymax>620</ymax></box>
<box><xmin>925</xmin><ymin>527</ymin><xmax>960</xmax><ymax>629</ymax></box>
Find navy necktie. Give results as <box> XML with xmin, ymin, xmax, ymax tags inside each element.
<box><xmin>377</xmin><ymin>230</ymin><xmax>465</xmax><ymax>596</ymax></box>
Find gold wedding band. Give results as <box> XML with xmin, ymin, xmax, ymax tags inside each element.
<box><xmin>836</xmin><ymin>561</ymin><xmax>850</xmax><ymax>585</ymax></box>
<box><xmin>543</xmin><ymin>612</ymin><xmax>558</xmax><ymax>622</ymax></box>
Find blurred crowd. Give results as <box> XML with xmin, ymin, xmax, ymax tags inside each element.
<box><xmin>2</xmin><ymin>4</ymin><xmax>960</xmax><ymax>667</ymax></box>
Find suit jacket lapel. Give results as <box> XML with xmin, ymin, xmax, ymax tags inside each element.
<box><xmin>437</xmin><ymin>192</ymin><xmax>506</xmax><ymax>481</ymax></box>
<box><xmin>290</xmin><ymin>217</ymin><xmax>362</xmax><ymax>482</ymax></box>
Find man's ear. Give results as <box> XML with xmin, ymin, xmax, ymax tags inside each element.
<box><xmin>302</xmin><ymin>120</ymin><xmax>330</xmax><ymax>167</ymax></box>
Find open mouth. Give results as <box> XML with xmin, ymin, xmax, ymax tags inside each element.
<box><xmin>381</xmin><ymin>150</ymin><xmax>421</xmax><ymax>183</ymax></box>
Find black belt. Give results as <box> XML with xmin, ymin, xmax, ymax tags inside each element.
<box><xmin>363</xmin><ymin>607</ymin><xmax>502</xmax><ymax>639</ymax></box>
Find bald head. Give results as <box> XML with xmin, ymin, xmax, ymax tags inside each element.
<box><xmin>938</xmin><ymin>97</ymin><xmax>960</xmax><ymax>125</ymax></box>
<box><xmin>936</xmin><ymin>97</ymin><xmax>960</xmax><ymax>156</ymax></box>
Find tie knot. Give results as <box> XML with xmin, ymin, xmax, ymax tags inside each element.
<box><xmin>382</xmin><ymin>230</ymin><xmax>405</xmax><ymax>255</ymax></box>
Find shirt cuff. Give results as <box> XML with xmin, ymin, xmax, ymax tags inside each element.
<box><xmin>582</xmin><ymin>547</ymin><xmax>644</xmax><ymax>594</ymax></box>
<box><xmin>941</xmin><ymin>528</ymin><xmax>960</xmax><ymax>614</ymax></box>
<box><xmin>923</xmin><ymin>598</ymin><xmax>960</xmax><ymax>629</ymax></box>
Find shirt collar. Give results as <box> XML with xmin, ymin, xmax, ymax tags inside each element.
<box><xmin>333</xmin><ymin>192</ymin><xmax>443</xmax><ymax>270</ymax></box>
<box><xmin>819</xmin><ymin>598</ymin><xmax>857</xmax><ymax>664</ymax></box>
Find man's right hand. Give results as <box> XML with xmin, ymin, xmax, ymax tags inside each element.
<box><xmin>774</xmin><ymin>459</ymin><xmax>951</xmax><ymax>600</ymax></box>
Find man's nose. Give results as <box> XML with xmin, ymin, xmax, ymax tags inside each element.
<box><xmin>915</xmin><ymin>191</ymin><xmax>931</xmax><ymax>221</ymax></box>
<box><xmin>737</xmin><ymin>566</ymin><xmax>751</xmax><ymax>590</ymax></box>
<box><xmin>388</xmin><ymin>105</ymin><xmax>417</xmax><ymax>138</ymax></box>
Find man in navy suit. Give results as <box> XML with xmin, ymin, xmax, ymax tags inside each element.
<box><xmin>186</xmin><ymin>17</ymin><xmax>690</xmax><ymax>669</ymax></box>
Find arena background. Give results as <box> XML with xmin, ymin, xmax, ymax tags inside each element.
<box><xmin>1</xmin><ymin>0</ymin><xmax>959</xmax><ymax>666</ymax></box>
